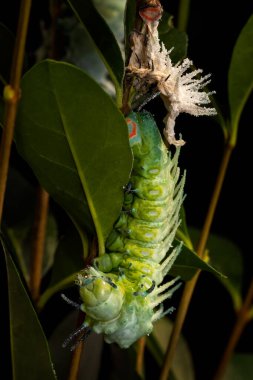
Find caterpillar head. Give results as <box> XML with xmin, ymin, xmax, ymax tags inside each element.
<box><xmin>104</xmin><ymin>295</ymin><xmax>154</xmax><ymax>348</ymax></box>
<box><xmin>78</xmin><ymin>267</ymin><xmax>125</xmax><ymax>322</ymax></box>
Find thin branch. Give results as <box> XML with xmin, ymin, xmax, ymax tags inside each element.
<box><xmin>67</xmin><ymin>311</ymin><xmax>85</xmax><ymax>380</ymax></box>
<box><xmin>30</xmin><ymin>187</ymin><xmax>50</xmax><ymax>302</ymax></box>
<box><xmin>0</xmin><ymin>0</ymin><xmax>32</xmax><ymax>223</ymax></box>
<box><xmin>160</xmin><ymin>142</ymin><xmax>234</xmax><ymax>380</ymax></box>
<box><xmin>67</xmin><ymin>235</ymin><xmax>97</xmax><ymax>379</ymax></box>
<box><xmin>177</xmin><ymin>0</ymin><xmax>191</xmax><ymax>32</ymax></box>
<box><xmin>37</xmin><ymin>273</ymin><xmax>78</xmax><ymax>311</ymax></box>
<box><xmin>159</xmin><ymin>270</ymin><xmax>200</xmax><ymax>380</ymax></box>
<box><xmin>68</xmin><ymin>341</ymin><xmax>84</xmax><ymax>380</ymax></box>
<box><xmin>213</xmin><ymin>277</ymin><xmax>253</xmax><ymax>380</ymax></box>
<box><xmin>196</xmin><ymin>143</ymin><xmax>233</xmax><ymax>259</ymax></box>
<box><xmin>136</xmin><ymin>336</ymin><xmax>146</xmax><ymax>377</ymax></box>
<box><xmin>29</xmin><ymin>0</ymin><xmax>62</xmax><ymax>303</ymax></box>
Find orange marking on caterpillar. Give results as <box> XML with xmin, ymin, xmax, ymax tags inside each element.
<box><xmin>126</xmin><ymin>118</ymin><xmax>138</xmax><ymax>139</ymax></box>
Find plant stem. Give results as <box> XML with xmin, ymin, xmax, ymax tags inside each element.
<box><xmin>160</xmin><ymin>142</ymin><xmax>234</xmax><ymax>380</ymax></box>
<box><xmin>196</xmin><ymin>143</ymin><xmax>233</xmax><ymax>258</ymax></box>
<box><xmin>30</xmin><ymin>187</ymin><xmax>50</xmax><ymax>302</ymax></box>
<box><xmin>66</xmin><ymin>237</ymin><xmax>97</xmax><ymax>379</ymax></box>
<box><xmin>67</xmin><ymin>342</ymin><xmax>84</xmax><ymax>380</ymax></box>
<box><xmin>159</xmin><ymin>270</ymin><xmax>200</xmax><ymax>380</ymax></box>
<box><xmin>29</xmin><ymin>0</ymin><xmax>61</xmax><ymax>303</ymax></box>
<box><xmin>213</xmin><ymin>277</ymin><xmax>253</xmax><ymax>380</ymax></box>
<box><xmin>136</xmin><ymin>336</ymin><xmax>146</xmax><ymax>377</ymax></box>
<box><xmin>177</xmin><ymin>0</ymin><xmax>191</xmax><ymax>32</ymax></box>
<box><xmin>67</xmin><ymin>311</ymin><xmax>85</xmax><ymax>380</ymax></box>
<box><xmin>38</xmin><ymin>273</ymin><xmax>78</xmax><ymax>311</ymax></box>
<box><xmin>0</xmin><ymin>0</ymin><xmax>32</xmax><ymax>224</ymax></box>
<box><xmin>30</xmin><ymin>0</ymin><xmax>64</xmax><ymax>302</ymax></box>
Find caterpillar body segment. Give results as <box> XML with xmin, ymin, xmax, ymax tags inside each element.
<box><xmin>78</xmin><ymin>111</ymin><xmax>185</xmax><ymax>348</ymax></box>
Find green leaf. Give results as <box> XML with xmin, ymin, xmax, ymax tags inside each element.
<box><xmin>16</xmin><ymin>60</ymin><xmax>132</xmax><ymax>254</ymax></box>
<box><xmin>158</xmin><ymin>11</ymin><xmax>174</xmax><ymax>34</ymax></box>
<box><xmin>228</xmin><ymin>14</ymin><xmax>253</xmax><ymax>146</ymax></box>
<box><xmin>147</xmin><ymin>318</ymin><xmax>195</xmax><ymax>380</ymax></box>
<box><xmin>7</xmin><ymin>213</ymin><xmax>58</xmax><ymax>284</ymax></box>
<box><xmin>159</xmin><ymin>13</ymin><xmax>188</xmax><ymax>64</ymax></box>
<box><xmin>1</xmin><ymin>238</ymin><xmax>57</xmax><ymax>380</ymax></box>
<box><xmin>124</xmin><ymin>0</ymin><xmax>136</xmax><ymax>61</ymax></box>
<box><xmin>176</xmin><ymin>207</ymin><xmax>194</xmax><ymax>251</ymax></box>
<box><xmin>38</xmin><ymin>273</ymin><xmax>78</xmax><ymax>311</ymax></box>
<box><xmin>189</xmin><ymin>229</ymin><xmax>243</xmax><ymax>310</ymax></box>
<box><xmin>93</xmin><ymin>0</ymin><xmax>126</xmax><ymax>42</ymax></box>
<box><xmin>67</xmin><ymin>0</ymin><xmax>124</xmax><ymax>102</ymax></box>
<box><xmin>211</xmin><ymin>95</ymin><xmax>228</xmax><ymax>140</ymax></box>
<box><xmin>223</xmin><ymin>353</ymin><xmax>253</xmax><ymax>380</ymax></box>
<box><xmin>49</xmin><ymin>222</ymin><xmax>85</xmax><ymax>287</ymax></box>
<box><xmin>170</xmin><ymin>239</ymin><xmax>225</xmax><ymax>281</ymax></box>
<box><xmin>38</xmin><ymin>224</ymin><xmax>85</xmax><ymax>308</ymax></box>
<box><xmin>160</xmin><ymin>29</ymin><xmax>188</xmax><ymax>64</ymax></box>
<box><xmin>205</xmin><ymin>234</ymin><xmax>244</xmax><ymax>311</ymax></box>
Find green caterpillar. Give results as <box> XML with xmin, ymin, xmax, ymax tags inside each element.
<box><xmin>77</xmin><ymin>111</ymin><xmax>185</xmax><ymax>348</ymax></box>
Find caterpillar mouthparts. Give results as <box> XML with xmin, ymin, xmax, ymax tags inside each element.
<box><xmin>78</xmin><ymin>111</ymin><xmax>185</xmax><ymax>348</ymax></box>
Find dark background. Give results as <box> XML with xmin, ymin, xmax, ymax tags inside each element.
<box><xmin>164</xmin><ymin>1</ymin><xmax>253</xmax><ymax>379</ymax></box>
<box><xmin>163</xmin><ymin>1</ymin><xmax>253</xmax><ymax>378</ymax></box>
<box><xmin>1</xmin><ymin>1</ymin><xmax>253</xmax><ymax>379</ymax></box>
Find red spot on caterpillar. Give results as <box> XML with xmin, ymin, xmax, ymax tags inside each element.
<box><xmin>126</xmin><ymin>118</ymin><xmax>137</xmax><ymax>139</ymax></box>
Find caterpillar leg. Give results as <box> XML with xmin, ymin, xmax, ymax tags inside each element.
<box><xmin>93</xmin><ymin>252</ymin><xmax>124</xmax><ymax>273</ymax></box>
<box><xmin>62</xmin><ymin>323</ymin><xmax>91</xmax><ymax>350</ymax></box>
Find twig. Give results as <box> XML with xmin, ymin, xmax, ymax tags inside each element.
<box><xmin>67</xmin><ymin>234</ymin><xmax>97</xmax><ymax>379</ymax></box>
<box><xmin>29</xmin><ymin>0</ymin><xmax>63</xmax><ymax>302</ymax></box>
<box><xmin>177</xmin><ymin>0</ymin><xmax>191</xmax><ymax>32</ymax></box>
<box><xmin>213</xmin><ymin>277</ymin><xmax>253</xmax><ymax>380</ymax></box>
<box><xmin>0</xmin><ymin>0</ymin><xmax>32</xmax><ymax>223</ymax></box>
<box><xmin>136</xmin><ymin>336</ymin><xmax>146</xmax><ymax>377</ymax></box>
<box><xmin>30</xmin><ymin>187</ymin><xmax>50</xmax><ymax>301</ymax></box>
<box><xmin>68</xmin><ymin>341</ymin><xmax>84</xmax><ymax>380</ymax></box>
<box><xmin>196</xmin><ymin>143</ymin><xmax>233</xmax><ymax>259</ymax></box>
<box><xmin>67</xmin><ymin>311</ymin><xmax>85</xmax><ymax>380</ymax></box>
<box><xmin>29</xmin><ymin>0</ymin><xmax>61</xmax><ymax>303</ymax></box>
<box><xmin>160</xmin><ymin>142</ymin><xmax>234</xmax><ymax>380</ymax></box>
